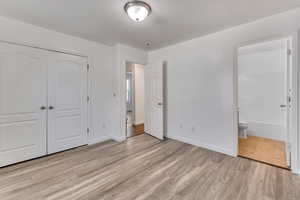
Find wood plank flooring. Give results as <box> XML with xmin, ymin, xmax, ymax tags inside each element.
<box><xmin>133</xmin><ymin>124</ymin><xmax>145</xmax><ymax>136</ymax></box>
<box><xmin>0</xmin><ymin>134</ymin><xmax>299</xmax><ymax>200</ymax></box>
<box><xmin>238</xmin><ymin>136</ymin><xmax>288</xmax><ymax>169</ymax></box>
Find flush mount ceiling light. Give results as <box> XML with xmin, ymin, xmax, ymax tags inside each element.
<box><xmin>124</xmin><ymin>1</ymin><xmax>152</xmax><ymax>22</ymax></box>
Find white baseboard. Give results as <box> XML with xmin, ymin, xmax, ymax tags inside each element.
<box><xmin>134</xmin><ymin>122</ymin><xmax>144</xmax><ymax>126</ymax></box>
<box><xmin>88</xmin><ymin>134</ymin><xmax>127</xmax><ymax>145</ymax></box>
<box><xmin>168</xmin><ymin>135</ymin><xmax>235</xmax><ymax>157</ymax></box>
<box><xmin>88</xmin><ymin>135</ymin><xmax>111</xmax><ymax>145</ymax></box>
<box><xmin>110</xmin><ymin>135</ymin><xmax>126</xmax><ymax>142</ymax></box>
<box><xmin>243</xmin><ymin>121</ymin><xmax>285</xmax><ymax>141</ymax></box>
<box><xmin>134</xmin><ymin>121</ymin><xmax>144</xmax><ymax>126</ymax></box>
<box><xmin>292</xmin><ymin>168</ymin><xmax>300</xmax><ymax>175</ymax></box>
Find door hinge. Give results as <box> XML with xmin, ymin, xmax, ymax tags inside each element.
<box><xmin>287</xmin><ymin>49</ymin><xmax>292</xmax><ymax>56</ymax></box>
<box><xmin>87</xmin><ymin>64</ymin><xmax>90</xmax><ymax>71</ymax></box>
<box><xmin>87</xmin><ymin>128</ymin><xmax>90</xmax><ymax>133</ymax></box>
<box><xmin>87</xmin><ymin>96</ymin><xmax>90</xmax><ymax>102</ymax></box>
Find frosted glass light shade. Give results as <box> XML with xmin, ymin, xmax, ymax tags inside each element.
<box><xmin>124</xmin><ymin>1</ymin><xmax>151</xmax><ymax>22</ymax></box>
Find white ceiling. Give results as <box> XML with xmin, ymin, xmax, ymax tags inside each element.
<box><xmin>0</xmin><ymin>0</ymin><xmax>299</xmax><ymax>50</ymax></box>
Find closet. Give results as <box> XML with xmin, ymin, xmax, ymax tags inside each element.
<box><xmin>0</xmin><ymin>42</ymin><xmax>88</xmax><ymax>167</ymax></box>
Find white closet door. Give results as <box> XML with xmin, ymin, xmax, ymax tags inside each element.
<box><xmin>145</xmin><ymin>62</ymin><xmax>165</xmax><ymax>140</ymax></box>
<box><xmin>47</xmin><ymin>53</ymin><xmax>88</xmax><ymax>154</ymax></box>
<box><xmin>0</xmin><ymin>43</ymin><xmax>47</xmax><ymax>167</ymax></box>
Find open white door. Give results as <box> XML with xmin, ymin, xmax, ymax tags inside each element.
<box><xmin>47</xmin><ymin>52</ymin><xmax>88</xmax><ymax>154</ymax></box>
<box><xmin>145</xmin><ymin>62</ymin><xmax>165</xmax><ymax>140</ymax></box>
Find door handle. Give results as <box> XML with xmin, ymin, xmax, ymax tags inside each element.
<box><xmin>157</xmin><ymin>102</ymin><xmax>163</xmax><ymax>106</ymax></box>
<box><xmin>49</xmin><ymin>106</ymin><xmax>54</xmax><ymax>110</ymax></box>
<box><xmin>280</xmin><ymin>105</ymin><xmax>287</xmax><ymax>108</ymax></box>
<box><xmin>40</xmin><ymin>106</ymin><xmax>46</xmax><ymax>110</ymax></box>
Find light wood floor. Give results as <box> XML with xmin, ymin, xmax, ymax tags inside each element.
<box><xmin>239</xmin><ymin>136</ymin><xmax>288</xmax><ymax>169</ymax></box>
<box><xmin>0</xmin><ymin>134</ymin><xmax>299</xmax><ymax>200</ymax></box>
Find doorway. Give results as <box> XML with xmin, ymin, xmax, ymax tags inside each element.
<box><xmin>126</xmin><ymin>62</ymin><xmax>145</xmax><ymax>138</ymax></box>
<box><xmin>236</xmin><ymin>38</ymin><xmax>294</xmax><ymax>169</ymax></box>
<box><xmin>123</xmin><ymin>61</ymin><xmax>166</xmax><ymax>140</ymax></box>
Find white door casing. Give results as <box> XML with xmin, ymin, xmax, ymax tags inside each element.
<box><xmin>145</xmin><ymin>62</ymin><xmax>164</xmax><ymax>140</ymax></box>
<box><xmin>47</xmin><ymin>52</ymin><xmax>88</xmax><ymax>154</ymax></box>
<box><xmin>0</xmin><ymin>43</ymin><xmax>47</xmax><ymax>167</ymax></box>
<box><xmin>144</xmin><ymin>65</ymin><xmax>150</xmax><ymax>134</ymax></box>
<box><xmin>285</xmin><ymin>38</ymin><xmax>292</xmax><ymax>167</ymax></box>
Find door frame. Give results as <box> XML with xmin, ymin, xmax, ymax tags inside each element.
<box><xmin>233</xmin><ymin>33</ymin><xmax>299</xmax><ymax>174</ymax></box>
<box><xmin>125</xmin><ymin>62</ymin><xmax>136</xmax><ymax>138</ymax></box>
<box><xmin>0</xmin><ymin>39</ymin><xmax>91</xmax><ymax>146</ymax></box>
<box><xmin>121</xmin><ymin>60</ymin><xmax>147</xmax><ymax>140</ymax></box>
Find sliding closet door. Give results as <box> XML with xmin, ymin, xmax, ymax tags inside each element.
<box><xmin>0</xmin><ymin>43</ymin><xmax>47</xmax><ymax>167</ymax></box>
<box><xmin>47</xmin><ymin>53</ymin><xmax>88</xmax><ymax>154</ymax></box>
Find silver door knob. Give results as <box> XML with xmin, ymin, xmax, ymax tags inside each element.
<box><xmin>280</xmin><ymin>105</ymin><xmax>286</xmax><ymax>108</ymax></box>
<box><xmin>40</xmin><ymin>106</ymin><xmax>46</xmax><ymax>110</ymax></box>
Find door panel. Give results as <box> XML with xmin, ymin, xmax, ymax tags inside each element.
<box><xmin>0</xmin><ymin>44</ymin><xmax>47</xmax><ymax>167</ymax></box>
<box><xmin>47</xmin><ymin>53</ymin><xmax>87</xmax><ymax>154</ymax></box>
<box><xmin>145</xmin><ymin>62</ymin><xmax>164</xmax><ymax>140</ymax></box>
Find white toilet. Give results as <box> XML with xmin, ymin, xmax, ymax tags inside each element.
<box><xmin>239</xmin><ymin>121</ymin><xmax>248</xmax><ymax>138</ymax></box>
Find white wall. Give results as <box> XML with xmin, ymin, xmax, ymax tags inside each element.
<box><xmin>134</xmin><ymin>64</ymin><xmax>145</xmax><ymax>125</ymax></box>
<box><xmin>148</xmin><ymin>8</ymin><xmax>300</xmax><ymax>157</ymax></box>
<box><xmin>238</xmin><ymin>39</ymin><xmax>287</xmax><ymax>141</ymax></box>
<box><xmin>112</xmin><ymin>44</ymin><xmax>147</xmax><ymax>141</ymax></box>
<box><xmin>0</xmin><ymin>16</ymin><xmax>114</xmax><ymax>144</ymax></box>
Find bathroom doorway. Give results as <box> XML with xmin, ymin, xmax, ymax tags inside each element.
<box><xmin>236</xmin><ymin>38</ymin><xmax>294</xmax><ymax>169</ymax></box>
<box><xmin>125</xmin><ymin>62</ymin><xmax>145</xmax><ymax>138</ymax></box>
